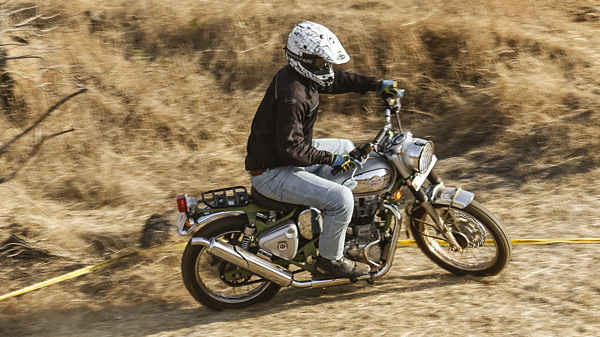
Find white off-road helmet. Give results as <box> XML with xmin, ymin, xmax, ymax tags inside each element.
<box><xmin>285</xmin><ymin>21</ymin><xmax>350</xmax><ymax>86</ymax></box>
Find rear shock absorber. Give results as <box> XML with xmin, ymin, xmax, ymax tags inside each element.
<box><xmin>240</xmin><ymin>225</ymin><xmax>256</xmax><ymax>250</ymax></box>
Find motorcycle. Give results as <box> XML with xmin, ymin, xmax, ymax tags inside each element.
<box><xmin>175</xmin><ymin>94</ymin><xmax>511</xmax><ymax>310</ymax></box>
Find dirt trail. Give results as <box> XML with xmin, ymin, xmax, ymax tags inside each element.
<box><xmin>2</xmin><ymin>244</ymin><xmax>600</xmax><ymax>336</ymax></box>
<box><xmin>2</xmin><ymin>167</ymin><xmax>600</xmax><ymax>336</ymax></box>
<box><xmin>2</xmin><ymin>1</ymin><xmax>600</xmax><ymax>336</ymax></box>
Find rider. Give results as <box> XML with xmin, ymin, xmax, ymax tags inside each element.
<box><xmin>245</xmin><ymin>21</ymin><xmax>403</xmax><ymax>279</ymax></box>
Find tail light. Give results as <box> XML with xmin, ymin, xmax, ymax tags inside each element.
<box><xmin>177</xmin><ymin>195</ymin><xmax>187</xmax><ymax>212</ymax></box>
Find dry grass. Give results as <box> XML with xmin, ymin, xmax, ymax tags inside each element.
<box><xmin>1</xmin><ymin>0</ymin><xmax>600</xmax><ymax>335</ymax></box>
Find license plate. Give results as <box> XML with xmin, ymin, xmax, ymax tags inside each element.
<box><xmin>176</xmin><ymin>212</ymin><xmax>188</xmax><ymax>234</ymax></box>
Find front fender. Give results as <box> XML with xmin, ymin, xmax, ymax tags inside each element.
<box><xmin>427</xmin><ymin>184</ymin><xmax>474</xmax><ymax>209</ymax></box>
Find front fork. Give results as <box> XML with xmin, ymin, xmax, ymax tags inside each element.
<box><xmin>409</xmin><ymin>170</ymin><xmax>463</xmax><ymax>252</ymax></box>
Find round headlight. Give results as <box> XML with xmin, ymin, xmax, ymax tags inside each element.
<box><xmin>418</xmin><ymin>141</ymin><xmax>434</xmax><ymax>172</ymax></box>
<box><xmin>403</xmin><ymin>139</ymin><xmax>435</xmax><ymax>173</ymax></box>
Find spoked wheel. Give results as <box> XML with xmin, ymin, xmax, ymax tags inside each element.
<box><xmin>181</xmin><ymin>215</ymin><xmax>281</xmax><ymax>310</ymax></box>
<box><xmin>410</xmin><ymin>200</ymin><xmax>511</xmax><ymax>276</ymax></box>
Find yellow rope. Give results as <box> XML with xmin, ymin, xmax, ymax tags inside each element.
<box><xmin>0</xmin><ymin>243</ymin><xmax>186</xmax><ymax>302</ymax></box>
<box><xmin>1</xmin><ymin>239</ymin><xmax>598</xmax><ymax>301</ymax></box>
<box><xmin>396</xmin><ymin>238</ymin><xmax>600</xmax><ymax>246</ymax></box>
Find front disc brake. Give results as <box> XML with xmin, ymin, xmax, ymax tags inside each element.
<box><xmin>451</xmin><ymin>215</ymin><xmax>486</xmax><ymax>248</ymax></box>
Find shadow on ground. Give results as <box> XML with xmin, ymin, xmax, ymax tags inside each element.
<box><xmin>0</xmin><ymin>272</ymin><xmax>459</xmax><ymax>337</ymax></box>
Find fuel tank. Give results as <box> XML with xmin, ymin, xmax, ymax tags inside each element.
<box><xmin>330</xmin><ymin>153</ymin><xmax>396</xmax><ymax>197</ymax></box>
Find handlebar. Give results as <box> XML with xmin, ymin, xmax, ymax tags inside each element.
<box><xmin>330</xmin><ymin>92</ymin><xmax>405</xmax><ymax>176</ymax></box>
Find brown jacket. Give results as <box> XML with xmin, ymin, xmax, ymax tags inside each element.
<box><xmin>245</xmin><ymin>65</ymin><xmax>379</xmax><ymax>170</ymax></box>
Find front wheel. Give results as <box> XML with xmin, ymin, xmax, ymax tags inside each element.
<box><xmin>410</xmin><ymin>200</ymin><xmax>511</xmax><ymax>276</ymax></box>
<box><xmin>181</xmin><ymin>215</ymin><xmax>281</xmax><ymax>310</ymax></box>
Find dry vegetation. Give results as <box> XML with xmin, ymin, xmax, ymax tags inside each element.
<box><xmin>1</xmin><ymin>0</ymin><xmax>599</xmax><ymax>336</ymax></box>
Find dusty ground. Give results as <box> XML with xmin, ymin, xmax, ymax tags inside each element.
<box><xmin>2</xmin><ymin>166</ymin><xmax>599</xmax><ymax>337</ymax></box>
<box><xmin>2</xmin><ymin>246</ymin><xmax>600</xmax><ymax>337</ymax></box>
<box><xmin>1</xmin><ymin>0</ymin><xmax>600</xmax><ymax>336</ymax></box>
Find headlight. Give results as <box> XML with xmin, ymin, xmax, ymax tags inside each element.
<box><xmin>402</xmin><ymin>139</ymin><xmax>435</xmax><ymax>173</ymax></box>
<box><xmin>418</xmin><ymin>141</ymin><xmax>435</xmax><ymax>172</ymax></box>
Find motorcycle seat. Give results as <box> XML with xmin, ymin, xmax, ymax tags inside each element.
<box><xmin>251</xmin><ymin>187</ymin><xmax>299</xmax><ymax>213</ymax></box>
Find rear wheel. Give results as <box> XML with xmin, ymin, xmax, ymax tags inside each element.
<box><xmin>410</xmin><ymin>200</ymin><xmax>511</xmax><ymax>276</ymax></box>
<box><xmin>181</xmin><ymin>215</ymin><xmax>281</xmax><ymax>310</ymax></box>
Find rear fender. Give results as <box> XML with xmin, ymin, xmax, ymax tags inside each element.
<box><xmin>177</xmin><ymin>210</ymin><xmax>245</xmax><ymax>236</ymax></box>
<box><xmin>178</xmin><ymin>203</ymin><xmax>298</xmax><ymax>236</ymax></box>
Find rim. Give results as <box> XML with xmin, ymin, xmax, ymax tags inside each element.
<box><xmin>417</xmin><ymin>207</ymin><xmax>499</xmax><ymax>271</ymax></box>
<box><xmin>194</xmin><ymin>230</ymin><xmax>272</xmax><ymax>304</ymax></box>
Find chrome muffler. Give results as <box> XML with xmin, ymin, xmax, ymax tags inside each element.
<box><xmin>190</xmin><ymin>228</ymin><xmax>399</xmax><ymax>289</ymax></box>
<box><xmin>191</xmin><ymin>237</ymin><xmax>294</xmax><ymax>287</ymax></box>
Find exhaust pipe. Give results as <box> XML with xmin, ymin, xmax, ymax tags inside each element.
<box><xmin>191</xmin><ymin>237</ymin><xmax>379</xmax><ymax>288</ymax></box>
<box><xmin>191</xmin><ymin>237</ymin><xmax>294</xmax><ymax>287</ymax></box>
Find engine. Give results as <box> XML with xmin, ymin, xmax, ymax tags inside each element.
<box><xmin>326</xmin><ymin>153</ymin><xmax>395</xmax><ymax>265</ymax></box>
<box><xmin>344</xmin><ymin>195</ymin><xmax>383</xmax><ymax>264</ymax></box>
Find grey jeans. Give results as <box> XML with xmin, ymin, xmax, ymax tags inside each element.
<box><xmin>249</xmin><ymin>138</ymin><xmax>355</xmax><ymax>260</ymax></box>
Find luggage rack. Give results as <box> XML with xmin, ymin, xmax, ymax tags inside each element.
<box><xmin>201</xmin><ymin>186</ymin><xmax>250</xmax><ymax>208</ymax></box>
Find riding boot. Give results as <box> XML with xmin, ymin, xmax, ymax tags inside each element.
<box><xmin>315</xmin><ymin>256</ymin><xmax>370</xmax><ymax>279</ymax></box>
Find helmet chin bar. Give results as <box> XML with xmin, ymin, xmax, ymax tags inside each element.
<box><xmin>286</xmin><ymin>52</ymin><xmax>334</xmax><ymax>86</ymax></box>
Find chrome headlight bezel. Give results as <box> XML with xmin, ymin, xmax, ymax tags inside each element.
<box><xmin>418</xmin><ymin>141</ymin><xmax>435</xmax><ymax>172</ymax></box>
<box><xmin>402</xmin><ymin>139</ymin><xmax>435</xmax><ymax>173</ymax></box>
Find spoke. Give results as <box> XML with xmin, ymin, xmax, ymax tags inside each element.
<box><xmin>417</xmin><ymin>206</ymin><xmax>498</xmax><ymax>271</ymax></box>
<box><xmin>194</xmin><ymin>230</ymin><xmax>270</xmax><ymax>303</ymax></box>
<box><xmin>412</xmin><ymin>217</ymin><xmax>440</xmax><ymax>231</ymax></box>
<box><xmin>421</xmin><ymin>233</ymin><xmax>446</xmax><ymax>241</ymax></box>
<box><xmin>464</xmin><ymin>247</ymin><xmax>480</xmax><ymax>264</ymax></box>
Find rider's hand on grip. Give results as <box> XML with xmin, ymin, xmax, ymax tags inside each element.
<box><xmin>377</xmin><ymin>80</ymin><xmax>404</xmax><ymax>99</ymax></box>
<box><xmin>330</xmin><ymin>154</ymin><xmax>362</xmax><ymax>175</ymax></box>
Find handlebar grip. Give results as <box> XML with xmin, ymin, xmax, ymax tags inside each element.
<box><xmin>331</xmin><ymin>167</ymin><xmax>341</xmax><ymax>176</ymax></box>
